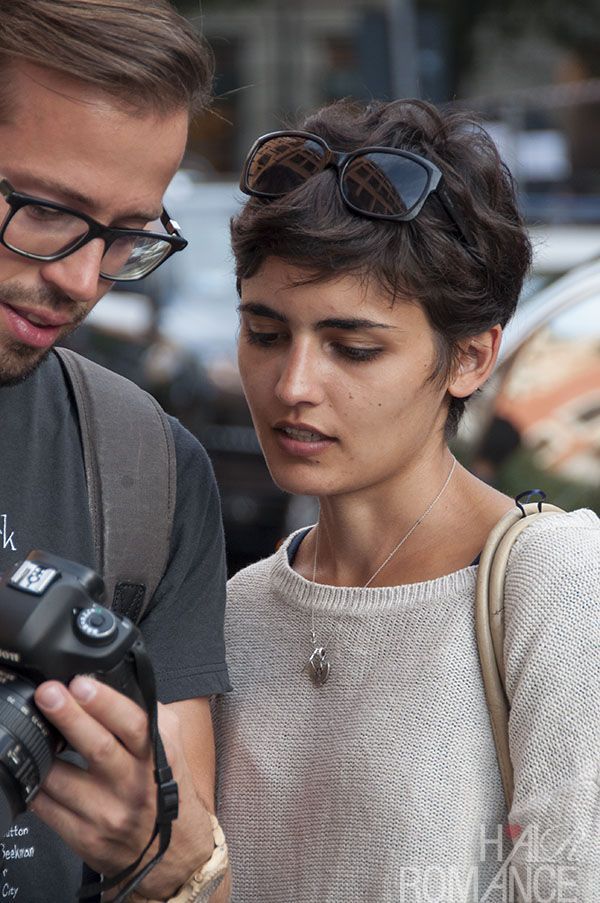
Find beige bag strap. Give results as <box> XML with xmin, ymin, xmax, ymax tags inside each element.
<box><xmin>475</xmin><ymin>498</ymin><xmax>564</xmax><ymax>810</ymax></box>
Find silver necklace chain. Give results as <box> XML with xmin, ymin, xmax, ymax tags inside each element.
<box><xmin>304</xmin><ymin>456</ymin><xmax>458</xmax><ymax>687</ymax></box>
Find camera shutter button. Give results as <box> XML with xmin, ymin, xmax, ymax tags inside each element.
<box><xmin>76</xmin><ymin>607</ymin><xmax>118</xmax><ymax>644</ymax></box>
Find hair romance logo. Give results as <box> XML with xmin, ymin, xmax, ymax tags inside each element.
<box><xmin>396</xmin><ymin>823</ymin><xmax>585</xmax><ymax>902</ymax></box>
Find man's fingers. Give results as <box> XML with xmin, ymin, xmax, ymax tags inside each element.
<box><xmin>39</xmin><ymin>759</ymin><xmax>93</xmax><ymax>813</ymax></box>
<box><xmin>34</xmin><ymin>679</ymin><xmax>148</xmax><ymax>773</ymax></box>
<box><xmin>38</xmin><ymin>759</ymin><xmax>154</xmax><ymax>838</ymax></box>
<box><xmin>30</xmin><ymin>782</ymin><xmax>154</xmax><ymax>878</ymax></box>
<box><xmin>69</xmin><ymin>677</ymin><xmax>151</xmax><ymax>758</ymax></box>
<box><xmin>29</xmin><ymin>789</ymin><xmax>95</xmax><ymax>854</ymax></box>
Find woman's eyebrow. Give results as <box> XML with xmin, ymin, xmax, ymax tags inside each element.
<box><xmin>316</xmin><ymin>317</ymin><xmax>395</xmax><ymax>330</ymax></box>
<box><xmin>238</xmin><ymin>302</ymin><xmax>287</xmax><ymax>322</ymax></box>
<box><xmin>238</xmin><ymin>303</ymin><xmax>396</xmax><ymax>331</ymax></box>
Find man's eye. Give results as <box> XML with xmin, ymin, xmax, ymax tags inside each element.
<box><xmin>25</xmin><ymin>205</ymin><xmax>67</xmax><ymax>222</ymax></box>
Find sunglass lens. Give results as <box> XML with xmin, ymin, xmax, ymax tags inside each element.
<box><xmin>342</xmin><ymin>153</ymin><xmax>430</xmax><ymax>217</ymax></box>
<box><xmin>245</xmin><ymin>135</ymin><xmax>327</xmax><ymax>196</ymax></box>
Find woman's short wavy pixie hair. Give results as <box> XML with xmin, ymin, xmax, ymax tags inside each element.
<box><xmin>230</xmin><ymin>99</ymin><xmax>532</xmax><ymax>437</ymax></box>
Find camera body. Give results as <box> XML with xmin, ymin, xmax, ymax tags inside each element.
<box><xmin>0</xmin><ymin>550</ymin><xmax>147</xmax><ymax>832</ymax></box>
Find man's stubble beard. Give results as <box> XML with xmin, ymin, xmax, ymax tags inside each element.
<box><xmin>0</xmin><ymin>282</ymin><xmax>90</xmax><ymax>386</ymax></box>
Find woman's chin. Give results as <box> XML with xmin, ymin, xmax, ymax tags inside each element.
<box><xmin>265</xmin><ymin>459</ymin><xmax>335</xmax><ymax>499</ymax></box>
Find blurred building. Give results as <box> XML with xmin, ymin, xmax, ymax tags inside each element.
<box><xmin>184</xmin><ymin>0</ymin><xmax>438</xmax><ymax>172</ymax></box>
<box><xmin>176</xmin><ymin>0</ymin><xmax>600</xmax><ymax>223</ymax></box>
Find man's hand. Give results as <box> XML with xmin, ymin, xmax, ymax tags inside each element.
<box><xmin>30</xmin><ymin>677</ymin><xmax>216</xmax><ymax>900</ymax></box>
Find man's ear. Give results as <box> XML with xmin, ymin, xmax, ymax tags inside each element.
<box><xmin>447</xmin><ymin>324</ymin><xmax>503</xmax><ymax>399</ymax></box>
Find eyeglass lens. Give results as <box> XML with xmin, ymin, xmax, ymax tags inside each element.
<box><xmin>342</xmin><ymin>153</ymin><xmax>429</xmax><ymax>217</ymax></box>
<box><xmin>1</xmin><ymin>201</ymin><xmax>172</xmax><ymax>279</ymax></box>
<box><xmin>3</xmin><ymin>204</ymin><xmax>89</xmax><ymax>257</ymax></box>
<box><xmin>247</xmin><ymin>136</ymin><xmax>432</xmax><ymax>219</ymax></box>
<box><xmin>247</xmin><ymin>136</ymin><xmax>327</xmax><ymax>195</ymax></box>
<box><xmin>102</xmin><ymin>234</ymin><xmax>172</xmax><ymax>280</ymax></box>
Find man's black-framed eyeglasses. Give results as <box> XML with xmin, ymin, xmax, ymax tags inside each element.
<box><xmin>0</xmin><ymin>178</ymin><xmax>188</xmax><ymax>281</ymax></box>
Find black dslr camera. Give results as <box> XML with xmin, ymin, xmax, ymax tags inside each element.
<box><xmin>0</xmin><ymin>550</ymin><xmax>151</xmax><ymax>834</ymax></box>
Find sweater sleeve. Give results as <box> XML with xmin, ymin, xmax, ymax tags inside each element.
<box><xmin>502</xmin><ymin>509</ymin><xmax>600</xmax><ymax>902</ymax></box>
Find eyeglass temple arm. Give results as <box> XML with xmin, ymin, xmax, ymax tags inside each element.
<box><xmin>0</xmin><ymin>179</ymin><xmax>13</xmax><ymax>201</ymax></box>
<box><xmin>161</xmin><ymin>208</ymin><xmax>183</xmax><ymax>237</ymax></box>
<box><xmin>436</xmin><ymin>188</ymin><xmax>483</xmax><ymax>263</ymax></box>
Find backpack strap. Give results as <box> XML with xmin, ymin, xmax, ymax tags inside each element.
<box><xmin>475</xmin><ymin>500</ymin><xmax>564</xmax><ymax>810</ymax></box>
<box><xmin>55</xmin><ymin>347</ymin><xmax>177</xmax><ymax>623</ymax></box>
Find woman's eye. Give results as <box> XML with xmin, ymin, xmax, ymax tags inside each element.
<box><xmin>334</xmin><ymin>344</ymin><xmax>382</xmax><ymax>362</ymax></box>
<box><xmin>245</xmin><ymin>327</ymin><xmax>284</xmax><ymax>347</ymax></box>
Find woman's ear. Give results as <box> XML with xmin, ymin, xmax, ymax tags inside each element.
<box><xmin>447</xmin><ymin>325</ymin><xmax>503</xmax><ymax>399</ymax></box>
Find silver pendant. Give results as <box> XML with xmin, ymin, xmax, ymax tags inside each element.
<box><xmin>305</xmin><ymin>646</ymin><xmax>331</xmax><ymax>687</ymax></box>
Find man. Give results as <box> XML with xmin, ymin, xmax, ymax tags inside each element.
<box><xmin>0</xmin><ymin>1</ymin><xmax>230</xmax><ymax>900</ymax></box>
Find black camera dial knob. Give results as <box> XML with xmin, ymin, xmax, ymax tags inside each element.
<box><xmin>76</xmin><ymin>606</ymin><xmax>117</xmax><ymax>644</ymax></box>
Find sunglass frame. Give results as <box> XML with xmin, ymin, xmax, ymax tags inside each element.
<box><xmin>240</xmin><ymin>130</ymin><xmax>479</xmax><ymax>251</ymax></box>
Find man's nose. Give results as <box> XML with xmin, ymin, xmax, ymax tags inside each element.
<box><xmin>275</xmin><ymin>341</ymin><xmax>325</xmax><ymax>407</ymax></box>
<box><xmin>38</xmin><ymin>239</ymin><xmax>109</xmax><ymax>306</ymax></box>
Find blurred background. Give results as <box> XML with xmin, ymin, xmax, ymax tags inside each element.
<box><xmin>64</xmin><ymin>0</ymin><xmax>600</xmax><ymax>572</ymax></box>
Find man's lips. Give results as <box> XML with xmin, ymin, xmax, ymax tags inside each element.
<box><xmin>0</xmin><ymin>301</ymin><xmax>74</xmax><ymax>349</ymax></box>
<box><xmin>2</xmin><ymin>303</ymin><xmax>73</xmax><ymax>328</ymax></box>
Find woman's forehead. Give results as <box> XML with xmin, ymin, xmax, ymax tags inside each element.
<box><xmin>241</xmin><ymin>257</ymin><xmax>425</xmax><ymax>329</ymax></box>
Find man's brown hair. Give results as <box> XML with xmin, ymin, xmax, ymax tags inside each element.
<box><xmin>0</xmin><ymin>0</ymin><xmax>213</xmax><ymax>118</ymax></box>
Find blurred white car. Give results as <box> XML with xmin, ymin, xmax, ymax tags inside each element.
<box><xmin>462</xmin><ymin>254</ymin><xmax>600</xmax><ymax>510</ymax></box>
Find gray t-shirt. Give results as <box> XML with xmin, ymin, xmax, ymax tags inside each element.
<box><xmin>0</xmin><ymin>351</ymin><xmax>230</xmax><ymax>902</ymax></box>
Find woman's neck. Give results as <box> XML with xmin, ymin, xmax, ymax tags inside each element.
<box><xmin>293</xmin><ymin>453</ymin><xmax>513</xmax><ymax>587</ymax></box>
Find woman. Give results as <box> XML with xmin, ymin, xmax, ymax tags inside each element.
<box><xmin>213</xmin><ymin>99</ymin><xmax>599</xmax><ymax>901</ymax></box>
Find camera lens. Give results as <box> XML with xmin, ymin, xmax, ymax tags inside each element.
<box><xmin>0</xmin><ymin>674</ymin><xmax>60</xmax><ymax>834</ymax></box>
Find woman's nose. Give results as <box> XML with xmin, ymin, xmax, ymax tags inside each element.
<box><xmin>275</xmin><ymin>342</ymin><xmax>325</xmax><ymax>407</ymax></box>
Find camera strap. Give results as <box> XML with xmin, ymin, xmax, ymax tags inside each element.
<box><xmin>78</xmin><ymin>641</ymin><xmax>179</xmax><ymax>903</ymax></box>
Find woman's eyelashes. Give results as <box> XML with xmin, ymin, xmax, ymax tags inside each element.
<box><xmin>244</xmin><ymin>326</ymin><xmax>280</xmax><ymax>347</ymax></box>
<box><xmin>334</xmin><ymin>343</ymin><xmax>382</xmax><ymax>362</ymax></box>
<box><xmin>243</xmin><ymin>326</ymin><xmax>383</xmax><ymax>363</ymax></box>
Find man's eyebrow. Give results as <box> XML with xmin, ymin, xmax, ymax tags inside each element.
<box><xmin>13</xmin><ymin>174</ymin><xmax>161</xmax><ymax>222</ymax></box>
<box><xmin>238</xmin><ymin>303</ymin><xmax>395</xmax><ymax>331</ymax></box>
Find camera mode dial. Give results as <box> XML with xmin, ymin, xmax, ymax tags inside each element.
<box><xmin>76</xmin><ymin>606</ymin><xmax>117</xmax><ymax>644</ymax></box>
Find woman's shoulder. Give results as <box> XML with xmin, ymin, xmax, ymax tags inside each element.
<box><xmin>226</xmin><ymin>530</ymin><xmax>300</xmax><ymax>601</ymax></box>
<box><xmin>508</xmin><ymin>507</ymin><xmax>599</xmax><ymax>568</ymax></box>
<box><xmin>503</xmin><ymin>507</ymin><xmax>599</xmax><ymax>632</ymax></box>
<box><xmin>227</xmin><ymin>553</ymin><xmax>277</xmax><ymax>598</ymax></box>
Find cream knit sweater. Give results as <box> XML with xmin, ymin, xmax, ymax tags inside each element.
<box><xmin>213</xmin><ymin>509</ymin><xmax>600</xmax><ymax>902</ymax></box>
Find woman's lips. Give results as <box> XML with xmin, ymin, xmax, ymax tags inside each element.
<box><xmin>0</xmin><ymin>302</ymin><xmax>69</xmax><ymax>349</ymax></box>
<box><xmin>273</xmin><ymin>425</ymin><xmax>337</xmax><ymax>458</ymax></box>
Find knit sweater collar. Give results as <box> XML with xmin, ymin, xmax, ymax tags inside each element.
<box><xmin>271</xmin><ymin>527</ymin><xmax>479</xmax><ymax>616</ymax></box>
